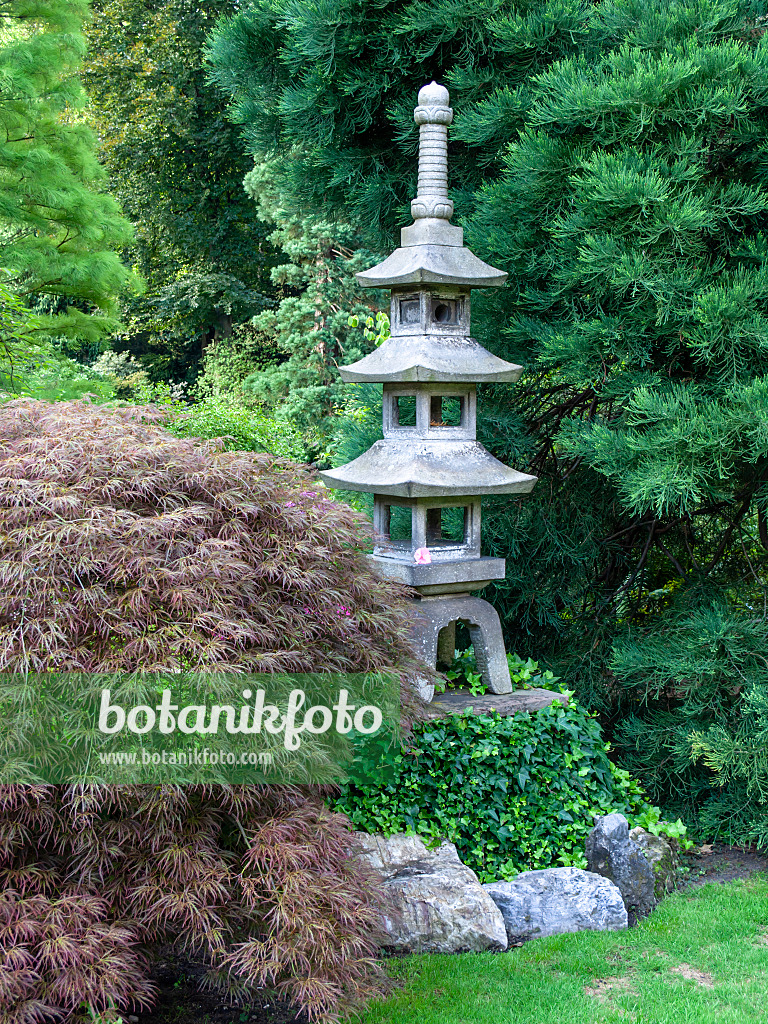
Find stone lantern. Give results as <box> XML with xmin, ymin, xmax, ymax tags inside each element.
<box><xmin>320</xmin><ymin>81</ymin><xmax>537</xmax><ymax>698</ymax></box>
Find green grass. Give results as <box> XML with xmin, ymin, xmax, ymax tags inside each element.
<box><xmin>354</xmin><ymin>876</ymin><xmax>768</xmax><ymax>1024</ymax></box>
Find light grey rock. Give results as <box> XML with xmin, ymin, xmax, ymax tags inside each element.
<box><xmin>586</xmin><ymin>813</ymin><xmax>657</xmax><ymax>922</ymax></box>
<box><xmin>354</xmin><ymin>833</ymin><xmax>508</xmax><ymax>954</ymax></box>
<box><xmin>411</xmin><ymin>674</ymin><xmax>436</xmax><ymax>703</ymax></box>
<box><xmin>484</xmin><ymin>866</ymin><xmax>627</xmax><ymax>942</ymax></box>
<box><xmin>629</xmin><ymin>826</ymin><xmax>679</xmax><ymax>899</ymax></box>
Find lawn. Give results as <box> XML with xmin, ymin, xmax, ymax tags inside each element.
<box><xmin>354</xmin><ymin>876</ymin><xmax>768</xmax><ymax>1024</ymax></box>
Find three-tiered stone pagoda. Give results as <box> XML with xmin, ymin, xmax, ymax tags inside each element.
<box><xmin>320</xmin><ymin>82</ymin><xmax>537</xmax><ymax>698</ymax></box>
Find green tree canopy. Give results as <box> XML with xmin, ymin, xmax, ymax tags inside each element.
<box><xmin>83</xmin><ymin>0</ymin><xmax>279</xmax><ymax>382</ymax></box>
<box><xmin>209</xmin><ymin>0</ymin><xmax>768</xmax><ymax>838</ymax></box>
<box><xmin>0</xmin><ymin>0</ymin><xmax>134</xmax><ymax>348</ymax></box>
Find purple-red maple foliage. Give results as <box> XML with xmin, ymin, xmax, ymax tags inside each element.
<box><xmin>0</xmin><ymin>399</ymin><xmax>423</xmax><ymax>1023</ymax></box>
<box><xmin>0</xmin><ymin>399</ymin><xmax>417</xmax><ymax>674</ymax></box>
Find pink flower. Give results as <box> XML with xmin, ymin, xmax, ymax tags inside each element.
<box><xmin>414</xmin><ymin>547</ymin><xmax>432</xmax><ymax>564</ymax></box>
<box><xmin>285</xmin><ymin>501</ymin><xmax>296</xmax><ymax>507</ymax></box>
<box><xmin>300</xmin><ymin>490</ymin><xmax>317</xmax><ymax>497</ymax></box>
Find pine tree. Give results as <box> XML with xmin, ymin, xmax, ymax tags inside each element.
<box><xmin>83</xmin><ymin>0</ymin><xmax>278</xmax><ymax>382</ymax></box>
<box><xmin>210</xmin><ymin>0</ymin><xmax>768</xmax><ymax>837</ymax></box>
<box><xmin>0</xmin><ymin>0</ymin><xmax>134</xmax><ymax>350</ymax></box>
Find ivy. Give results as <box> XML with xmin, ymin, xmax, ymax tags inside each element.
<box><xmin>336</xmin><ymin>699</ymin><xmax>683</xmax><ymax>882</ymax></box>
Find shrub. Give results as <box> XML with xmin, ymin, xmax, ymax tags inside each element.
<box><xmin>0</xmin><ymin>785</ymin><xmax>383</xmax><ymax>1024</ymax></box>
<box><xmin>336</xmin><ymin>699</ymin><xmax>681</xmax><ymax>884</ymax></box>
<box><xmin>439</xmin><ymin>646</ymin><xmax>560</xmax><ymax>696</ymax></box>
<box><xmin>0</xmin><ymin>398</ymin><xmax>423</xmax><ymax>1023</ymax></box>
<box><xmin>0</xmin><ymin>398</ymin><xmax>417</xmax><ymax>675</ymax></box>
<box><xmin>168</xmin><ymin>391</ymin><xmax>310</xmax><ymax>461</ymax></box>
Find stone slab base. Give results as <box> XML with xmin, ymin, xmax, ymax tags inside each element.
<box><xmin>426</xmin><ymin>686</ymin><xmax>567</xmax><ymax>719</ymax></box>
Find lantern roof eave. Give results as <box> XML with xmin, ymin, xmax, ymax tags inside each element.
<box><xmin>339</xmin><ymin>334</ymin><xmax>522</xmax><ymax>383</ymax></box>
<box><xmin>319</xmin><ymin>440</ymin><xmax>538</xmax><ymax>497</ymax></box>
<box><xmin>355</xmin><ymin>243</ymin><xmax>507</xmax><ymax>289</ymax></box>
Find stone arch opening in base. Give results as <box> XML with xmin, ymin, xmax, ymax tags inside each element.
<box><xmin>411</xmin><ymin>595</ymin><xmax>512</xmax><ymax>695</ymax></box>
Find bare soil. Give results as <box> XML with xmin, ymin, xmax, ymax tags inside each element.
<box><xmin>138</xmin><ymin>844</ymin><xmax>768</xmax><ymax>1024</ymax></box>
<box><xmin>678</xmin><ymin>842</ymin><xmax>768</xmax><ymax>890</ymax></box>
<box><xmin>140</xmin><ymin>952</ymin><xmax>309</xmax><ymax>1024</ymax></box>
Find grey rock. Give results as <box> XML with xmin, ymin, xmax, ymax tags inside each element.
<box><xmin>586</xmin><ymin>813</ymin><xmax>657</xmax><ymax>921</ymax></box>
<box><xmin>484</xmin><ymin>867</ymin><xmax>627</xmax><ymax>942</ymax></box>
<box><xmin>629</xmin><ymin>826</ymin><xmax>679</xmax><ymax>899</ymax></box>
<box><xmin>354</xmin><ymin>833</ymin><xmax>508</xmax><ymax>954</ymax></box>
<box><xmin>411</xmin><ymin>674</ymin><xmax>436</xmax><ymax>703</ymax></box>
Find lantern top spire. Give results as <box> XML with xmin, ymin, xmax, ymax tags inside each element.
<box><xmin>355</xmin><ymin>82</ymin><xmax>507</xmax><ymax>289</ymax></box>
<box><xmin>411</xmin><ymin>80</ymin><xmax>454</xmax><ymax>223</ymax></box>
<box><xmin>418</xmin><ymin>80</ymin><xmax>450</xmax><ymax>107</ymax></box>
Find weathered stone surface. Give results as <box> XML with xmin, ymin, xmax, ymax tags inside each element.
<box><xmin>410</xmin><ymin>594</ymin><xmax>513</xmax><ymax>694</ymax></box>
<box><xmin>355</xmin><ymin>243</ymin><xmax>508</xmax><ymax>289</ymax></box>
<box><xmin>338</xmin><ymin>331</ymin><xmax>523</xmax><ymax>384</ymax></box>
<box><xmin>484</xmin><ymin>867</ymin><xmax>627</xmax><ymax>942</ymax></box>
<box><xmin>324</xmin><ymin>82</ymin><xmax>536</xmax><ymax>704</ymax></box>
<box><xmin>629</xmin><ymin>826</ymin><xmax>679</xmax><ymax>899</ymax></box>
<box><xmin>354</xmin><ymin>833</ymin><xmax>508</xmax><ymax>954</ymax></box>
<box><xmin>586</xmin><ymin>813</ymin><xmax>657</xmax><ymax>922</ymax></box>
<box><xmin>411</xmin><ymin>674</ymin><xmax>436</xmax><ymax>703</ymax></box>
<box><xmin>427</xmin><ymin>686</ymin><xmax>567</xmax><ymax>719</ymax></box>
<box><xmin>319</xmin><ymin>438</ymin><xmax>537</xmax><ymax>497</ymax></box>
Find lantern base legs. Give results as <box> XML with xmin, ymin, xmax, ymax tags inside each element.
<box><xmin>409</xmin><ymin>594</ymin><xmax>512</xmax><ymax>698</ymax></box>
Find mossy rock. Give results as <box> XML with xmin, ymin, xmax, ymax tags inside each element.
<box><xmin>629</xmin><ymin>827</ymin><xmax>679</xmax><ymax>899</ymax></box>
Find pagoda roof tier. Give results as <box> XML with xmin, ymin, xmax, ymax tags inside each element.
<box><xmin>319</xmin><ymin>440</ymin><xmax>538</xmax><ymax>497</ymax></box>
<box><xmin>339</xmin><ymin>333</ymin><xmax>523</xmax><ymax>383</ymax></box>
<box><xmin>356</xmin><ymin>243</ymin><xmax>507</xmax><ymax>289</ymax></box>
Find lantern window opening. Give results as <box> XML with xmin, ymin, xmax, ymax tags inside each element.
<box><xmin>431</xmin><ymin>296</ymin><xmax>459</xmax><ymax>326</ymax></box>
<box><xmin>373</xmin><ymin>498</ymin><xmax>414</xmax><ymax>554</ymax></box>
<box><xmin>425</xmin><ymin>505</ymin><xmax>468</xmax><ymax>547</ymax></box>
<box><xmin>394</xmin><ymin>394</ymin><xmax>417</xmax><ymax>427</ymax></box>
<box><xmin>399</xmin><ymin>296</ymin><xmax>420</xmax><ymax>326</ymax></box>
<box><xmin>429</xmin><ymin>394</ymin><xmax>463</xmax><ymax>428</ymax></box>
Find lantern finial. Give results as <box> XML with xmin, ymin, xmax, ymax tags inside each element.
<box><xmin>411</xmin><ymin>81</ymin><xmax>454</xmax><ymax>221</ymax></box>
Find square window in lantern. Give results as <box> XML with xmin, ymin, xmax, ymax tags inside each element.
<box><xmin>430</xmin><ymin>395</ymin><xmax>463</xmax><ymax>427</ymax></box>
<box><xmin>426</xmin><ymin>506</ymin><xmax>467</xmax><ymax>545</ymax></box>
<box><xmin>399</xmin><ymin>298</ymin><xmax>420</xmax><ymax>325</ymax></box>
<box><xmin>431</xmin><ymin>298</ymin><xmax>458</xmax><ymax>325</ymax></box>
<box><xmin>395</xmin><ymin>395</ymin><xmax>417</xmax><ymax>426</ymax></box>
<box><xmin>387</xmin><ymin>505</ymin><xmax>413</xmax><ymax>542</ymax></box>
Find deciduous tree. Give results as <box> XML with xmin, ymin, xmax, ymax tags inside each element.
<box><xmin>0</xmin><ymin>0</ymin><xmax>134</xmax><ymax>351</ymax></box>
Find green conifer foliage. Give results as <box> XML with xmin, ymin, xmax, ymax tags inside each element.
<box><xmin>462</xmin><ymin>2</ymin><xmax>768</xmax><ymax>833</ymax></box>
<box><xmin>233</xmin><ymin>159</ymin><xmax>383</xmax><ymax>432</ymax></box>
<box><xmin>205</xmin><ymin>0</ymin><xmax>559</xmax><ymax>247</ymax></box>
<box><xmin>210</xmin><ymin>0</ymin><xmax>768</xmax><ymax>838</ymax></box>
<box><xmin>0</xmin><ymin>0</ymin><xmax>134</xmax><ymax>347</ymax></box>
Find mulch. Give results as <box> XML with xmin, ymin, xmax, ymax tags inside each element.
<box><xmin>139</xmin><ymin>952</ymin><xmax>309</xmax><ymax>1024</ymax></box>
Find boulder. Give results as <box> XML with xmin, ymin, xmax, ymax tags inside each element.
<box><xmin>353</xmin><ymin>833</ymin><xmax>508</xmax><ymax>954</ymax></box>
<box><xmin>483</xmin><ymin>866</ymin><xmax>627</xmax><ymax>942</ymax></box>
<box><xmin>629</xmin><ymin>826</ymin><xmax>679</xmax><ymax>899</ymax></box>
<box><xmin>586</xmin><ymin>813</ymin><xmax>656</xmax><ymax>922</ymax></box>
